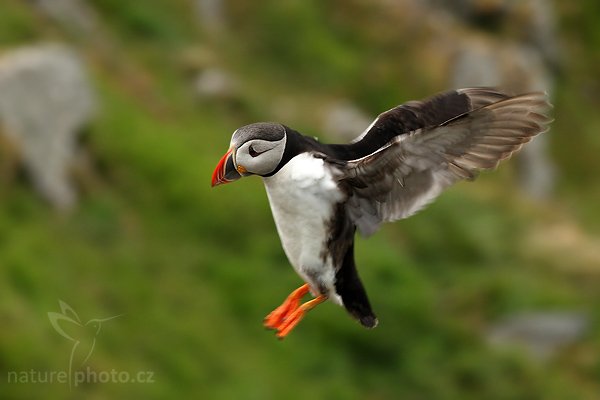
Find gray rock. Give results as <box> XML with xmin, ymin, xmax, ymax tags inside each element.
<box><xmin>194</xmin><ymin>67</ymin><xmax>239</xmax><ymax>101</ymax></box>
<box><xmin>486</xmin><ymin>311</ymin><xmax>589</xmax><ymax>361</ymax></box>
<box><xmin>0</xmin><ymin>44</ymin><xmax>96</xmax><ymax>209</ymax></box>
<box><xmin>30</xmin><ymin>0</ymin><xmax>99</xmax><ymax>36</ymax></box>
<box><xmin>322</xmin><ymin>101</ymin><xmax>373</xmax><ymax>141</ymax></box>
<box><xmin>441</xmin><ymin>0</ymin><xmax>561</xmax><ymax>199</ymax></box>
<box><xmin>195</xmin><ymin>0</ymin><xmax>227</xmax><ymax>34</ymax></box>
<box><xmin>450</xmin><ymin>40</ymin><xmax>557</xmax><ymax>199</ymax></box>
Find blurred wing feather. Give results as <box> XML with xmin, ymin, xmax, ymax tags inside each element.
<box><xmin>337</xmin><ymin>92</ymin><xmax>552</xmax><ymax>236</ymax></box>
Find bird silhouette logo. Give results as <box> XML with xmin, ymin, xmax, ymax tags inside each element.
<box><xmin>48</xmin><ymin>300</ymin><xmax>121</xmax><ymax>389</ymax></box>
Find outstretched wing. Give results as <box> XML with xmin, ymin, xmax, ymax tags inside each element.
<box><xmin>348</xmin><ymin>88</ymin><xmax>510</xmax><ymax>150</ymax></box>
<box><xmin>336</xmin><ymin>92</ymin><xmax>552</xmax><ymax>236</ymax></box>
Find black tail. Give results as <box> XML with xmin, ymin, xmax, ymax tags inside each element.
<box><xmin>335</xmin><ymin>242</ymin><xmax>378</xmax><ymax>328</ymax></box>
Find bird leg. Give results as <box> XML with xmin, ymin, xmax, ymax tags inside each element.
<box><xmin>263</xmin><ymin>284</ymin><xmax>327</xmax><ymax>338</ymax></box>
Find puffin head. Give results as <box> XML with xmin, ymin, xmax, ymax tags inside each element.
<box><xmin>211</xmin><ymin>122</ymin><xmax>287</xmax><ymax>186</ymax></box>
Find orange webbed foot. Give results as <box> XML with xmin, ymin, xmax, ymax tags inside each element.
<box><xmin>264</xmin><ymin>284</ymin><xmax>327</xmax><ymax>339</ymax></box>
<box><xmin>264</xmin><ymin>284</ymin><xmax>309</xmax><ymax>330</ymax></box>
<box><xmin>275</xmin><ymin>295</ymin><xmax>327</xmax><ymax>339</ymax></box>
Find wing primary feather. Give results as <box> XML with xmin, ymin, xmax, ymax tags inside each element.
<box><xmin>334</xmin><ymin>90</ymin><xmax>552</xmax><ymax>236</ymax></box>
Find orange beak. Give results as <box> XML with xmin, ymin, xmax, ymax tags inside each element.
<box><xmin>211</xmin><ymin>149</ymin><xmax>241</xmax><ymax>187</ymax></box>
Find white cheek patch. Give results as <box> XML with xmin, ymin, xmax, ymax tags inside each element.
<box><xmin>251</xmin><ymin>140</ymin><xmax>277</xmax><ymax>154</ymax></box>
<box><xmin>236</xmin><ymin>135</ymin><xmax>287</xmax><ymax>176</ymax></box>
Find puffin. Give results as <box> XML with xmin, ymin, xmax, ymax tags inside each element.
<box><xmin>211</xmin><ymin>88</ymin><xmax>552</xmax><ymax>339</ymax></box>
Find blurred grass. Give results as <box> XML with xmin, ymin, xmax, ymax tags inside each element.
<box><xmin>0</xmin><ymin>0</ymin><xmax>599</xmax><ymax>399</ymax></box>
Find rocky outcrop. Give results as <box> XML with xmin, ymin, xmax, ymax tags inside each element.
<box><xmin>322</xmin><ymin>101</ymin><xmax>373</xmax><ymax>141</ymax></box>
<box><xmin>439</xmin><ymin>0</ymin><xmax>561</xmax><ymax>199</ymax></box>
<box><xmin>30</xmin><ymin>0</ymin><xmax>99</xmax><ymax>36</ymax></box>
<box><xmin>487</xmin><ymin>311</ymin><xmax>589</xmax><ymax>361</ymax></box>
<box><xmin>0</xmin><ymin>44</ymin><xmax>96</xmax><ymax>209</ymax></box>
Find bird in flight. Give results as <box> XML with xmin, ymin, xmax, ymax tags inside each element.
<box><xmin>211</xmin><ymin>88</ymin><xmax>552</xmax><ymax>339</ymax></box>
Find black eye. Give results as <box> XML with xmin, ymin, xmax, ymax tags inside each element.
<box><xmin>249</xmin><ymin>145</ymin><xmax>260</xmax><ymax>157</ymax></box>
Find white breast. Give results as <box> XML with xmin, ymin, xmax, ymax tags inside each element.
<box><xmin>262</xmin><ymin>153</ymin><xmax>345</xmax><ymax>300</ymax></box>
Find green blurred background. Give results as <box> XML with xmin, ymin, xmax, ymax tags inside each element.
<box><xmin>0</xmin><ymin>0</ymin><xmax>599</xmax><ymax>398</ymax></box>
